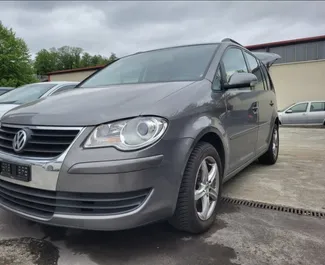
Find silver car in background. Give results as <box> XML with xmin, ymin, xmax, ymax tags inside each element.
<box><xmin>278</xmin><ymin>101</ymin><xmax>325</xmax><ymax>126</ymax></box>
<box><xmin>0</xmin><ymin>81</ymin><xmax>79</xmax><ymax>118</ymax></box>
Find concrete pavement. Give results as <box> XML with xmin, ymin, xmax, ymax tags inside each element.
<box><xmin>223</xmin><ymin>127</ymin><xmax>325</xmax><ymax>212</ymax></box>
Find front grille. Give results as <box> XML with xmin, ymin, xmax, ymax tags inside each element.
<box><xmin>0</xmin><ymin>124</ymin><xmax>80</xmax><ymax>158</ymax></box>
<box><xmin>0</xmin><ymin>179</ymin><xmax>151</xmax><ymax>219</ymax></box>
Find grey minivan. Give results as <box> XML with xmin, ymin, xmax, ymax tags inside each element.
<box><xmin>0</xmin><ymin>39</ymin><xmax>280</xmax><ymax>234</ymax></box>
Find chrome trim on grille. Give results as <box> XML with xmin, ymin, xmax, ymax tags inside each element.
<box><xmin>0</xmin><ymin>127</ymin><xmax>85</xmax><ymax>191</ymax></box>
<box><xmin>0</xmin><ymin>124</ymin><xmax>83</xmax><ymax>159</ymax></box>
<box><xmin>0</xmin><ymin>178</ymin><xmax>152</xmax><ymax>220</ymax></box>
<box><xmin>1</xmin><ymin>123</ymin><xmax>83</xmax><ymax>130</ymax></box>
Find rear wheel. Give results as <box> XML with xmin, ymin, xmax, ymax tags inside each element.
<box><xmin>169</xmin><ymin>142</ymin><xmax>222</xmax><ymax>234</ymax></box>
<box><xmin>259</xmin><ymin>123</ymin><xmax>279</xmax><ymax>165</ymax></box>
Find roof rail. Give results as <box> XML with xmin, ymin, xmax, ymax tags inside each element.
<box><xmin>221</xmin><ymin>38</ymin><xmax>244</xmax><ymax>47</ymax></box>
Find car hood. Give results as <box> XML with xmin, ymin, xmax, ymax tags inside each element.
<box><xmin>1</xmin><ymin>82</ymin><xmax>193</xmax><ymax>126</ymax></box>
<box><xmin>0</xmin><ymin>104</ymin><xmax>20</xmax><ymax>118</ymax></box>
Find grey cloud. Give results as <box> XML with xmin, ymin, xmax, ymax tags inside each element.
<box><xmin>0</xmin><ymin>1</ymin><xmax>325</xmax><ymax>58</ymax></box>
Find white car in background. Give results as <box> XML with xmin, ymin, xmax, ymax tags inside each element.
<box><xmin>0</xmin><ymin>81</ymin><xmax>79</xmax><ymax>118</ymax></box>
<box><xmin>278</xmin><ymin>100</ymin><xmax>325</xmax><ymax>126</ymax></box>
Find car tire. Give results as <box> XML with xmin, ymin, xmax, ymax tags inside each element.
<box><xmin>169</xmin><ymin>142</ymin><xmax>223</xmax><ymax>234</ymax></box>
<box><xmin>259</xmin><ymin>123</ymin><xmax>279</xmax><ymax>165</ymax></box>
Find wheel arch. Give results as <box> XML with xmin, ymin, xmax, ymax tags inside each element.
<box><xmin>181</xmin><ymin>126</ymin><xmax>229</xmax><ymax>179</ymax></box>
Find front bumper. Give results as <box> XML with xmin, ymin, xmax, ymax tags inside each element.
<box><xmin>0</xmin><ymin>135</ymin><xmax>193</xmax><ymax>231</ymax></box>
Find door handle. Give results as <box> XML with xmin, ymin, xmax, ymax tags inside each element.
<box><xmin>269</xmin><ymin>101</ymin><xmax>274</xmax><ymax>106</ymax></box>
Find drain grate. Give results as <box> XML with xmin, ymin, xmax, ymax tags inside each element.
<box><xmin>221</xmin><ymin>197</ymin><xmax>325</xmax><ymax>219</ymax></box>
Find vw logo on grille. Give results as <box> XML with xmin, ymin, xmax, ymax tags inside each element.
<box><xmin>12</xmin><ymin>129</ymin><xmax>28</xmax><ymax>153</ymax></box>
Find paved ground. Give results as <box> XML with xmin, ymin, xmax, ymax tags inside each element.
<box><xmin>0</xmin><ymin>127</ymin><xmax>324</xmax><ymax>264</ymax></box>
<box><xmin>0</xmin><ymin>203</ymin><xmax>324</xmax><ymax>265</ymax></box>
<box><xmin>223</xmin><ymin>127</ymin><xmax>325</xmax><ymax>212</ymax></box>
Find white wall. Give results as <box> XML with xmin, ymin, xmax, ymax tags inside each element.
<box><xmin>49</xmin><ymin>70</ymin><xmax>97</xmax><ymax>82</ymax></box>
<box><xmin>269</xmin><ymin>60</ymin><xmax>325</xmax><ymax>109</ymax></box>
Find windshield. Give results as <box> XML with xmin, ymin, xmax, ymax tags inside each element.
<box><xmin>0</xmin><ymin>83</ymin><xmax>57</xmax><ymax>104</ymax></box>
<box><xmin>80</xmin><ymin>44</ymin><xmax>219</xmax><ymax>88</ymax></box>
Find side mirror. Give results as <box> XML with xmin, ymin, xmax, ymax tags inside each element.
<box><xmin>222</xmin><ymin>72</ymin><xmax>258</xmax><ymax>90</ymax></box>
<box><xmin>285</xmin><ymin>109</ymin><xmax>293</xmax><ymax>114</ymax></box>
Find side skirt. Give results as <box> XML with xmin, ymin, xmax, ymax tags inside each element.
<box><xmin>222</xmin><ymin>147</ymin><xmax>268</xmax><ymax>184</ymax></box>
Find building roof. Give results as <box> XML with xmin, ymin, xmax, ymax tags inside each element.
<box><xmin>47</xmin><ymin>65</ymin><xmax>106</xmax><ymax>75</ymax></box>
<box><xmin>48</xmin><ymin>35</ymin><xmax>325</xmax><ymax>76</ymax></box>
<box><xmin>34</xmin><ymin>81</ymin><xmax>79</xmax><ymax>85</ymax></box>
<box><xmin>246</xmin><ymin>34</ymin><xmax>325</xmax><ymax>50</ymax></box>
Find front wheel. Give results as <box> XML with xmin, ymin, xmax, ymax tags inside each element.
<box><xmin>259</xmin><ymin>123</ymin><xmax>279</xmax><ymax>165</ymax></box>
<box><xmin>169</xmin><ymin>142</ymin><xmax>223</xmax><ymax>234</ymax></box>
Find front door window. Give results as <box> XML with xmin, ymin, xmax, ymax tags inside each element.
<box><xmin>288</xmin><ymin>103</ymin><xmax>308</xmax><ymax>113</ymax></box>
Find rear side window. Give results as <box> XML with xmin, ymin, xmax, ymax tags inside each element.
<box><xmin>260</xmin><ymin>63</ymin><xmax>272</xmax><ymax>90</ymax></box>
<box><xmin>244</xmin><ymin>52</ymin><xmax>265</xmax><ymax>91</ymax></box>
<box><xmin>310</xmin><ymin>102</ymin><xmax>325</xmax><ymax>112</ymax></box>
<box><xmin>222</xmin><ymin>48</ymin><xmax>248</xmax><ymax>82</ymax></box>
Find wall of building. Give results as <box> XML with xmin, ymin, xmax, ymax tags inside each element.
<box><xmin>49</xmin><ymin>70</ymin><xmax>97</xmax><ymax>82</ymax></box>
<box><xmin>269</xmin><ymin>59</ymin><xmax>325</xmax><ymax>109</ymax></box>
<box><xmin>250</xmin><ymin>40</ymin><xmax>325</xmax><ymax>65</ymax></box>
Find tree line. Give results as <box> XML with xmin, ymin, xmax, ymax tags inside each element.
<box><xmin>0</xmin><ymin>21</ymin><xmax>118</xmax><ymax>87</ymax></box>
<box><xmin>34</xmin><ymin>47</ymin><xmax>117</xmax><ymax>76</ymax></box>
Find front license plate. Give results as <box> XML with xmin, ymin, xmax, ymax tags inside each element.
<box><xmin>0</xmin><ymin>161</ymin><xmax>31</xmax><ymax>182</ymax></box>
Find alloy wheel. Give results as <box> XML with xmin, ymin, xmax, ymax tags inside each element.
<box><xmin>194</xmin><ymin>156</ymin><xmax>219</xmax><ymax>221</ymax></box>
<box><xmin>272</xmin><ymin>127</ymin><xmax>279</xmax><ymax>158</ymax></box>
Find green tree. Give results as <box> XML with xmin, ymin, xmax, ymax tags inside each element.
<box><xmin>108</xmin><ymin>53</ymin><xmax>118</xmax><ymax>63</ymax></box>
<box><xmin>0</xmin><ymin>21</ymin><xmax>37</xmax><ymax>87</ymax></box>
<box><xmin>34</xmin><ymin>45</ymin><xmax>118</xmax><ymax>74</ymax></box>
<box><xmin>80</xmin><ymin>52</ymin><xmax>92</xmax><ymax>67</ymax></box>
<box><xmin>34</xmin><ymin>49</ymin><xmax>58</xmax><ymax>75</ymax></box>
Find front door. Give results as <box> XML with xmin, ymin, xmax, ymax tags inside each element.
<box><xmin>285</xmin><ymin>102</ymin><xmax>309</xmax><ymax>124</ymax></box>
<box><xmin>243</xmin><ymin>51</ymin><xmax>276</xmax><ymax>153</ymax></box>
<box><xmin>219</xmin><ymin>47</ymin><xmax>259</xmax><ymax>173</ymax></box>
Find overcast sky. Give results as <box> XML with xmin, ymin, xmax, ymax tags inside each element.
<box><xmin>1</xmin><ymin>1</ymin><xmax>325</xmax><ymax>58</ymax></box>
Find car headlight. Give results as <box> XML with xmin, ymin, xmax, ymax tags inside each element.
<box><xmin>84</xmin><ymin>116</ymin><xmax>168</xmax><ymax>150</ymax></box>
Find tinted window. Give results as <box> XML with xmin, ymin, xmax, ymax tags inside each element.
<box><xmin>80</xmin><ymin>44</ymin><xmax>218</xmax><ymax>87</ymax></box>
<box><xmin>244</xmin><ymin>52</ymin><xmax>265</xmax><ymax>91</ymax></box>
<box><xmin>51</xmin><ymin>84</ymin><xmax>77</xmax><ymax>95</ymax></box>
<box><xmin>0</xmin><ymin>83</ymin><xmax>57</xmax><ymax>105</ymax></box>
<box><xmin>261</xmin><ymin>64</ymin><xmax>272</xmax><ymax>90</ymax></box>
<box><xmin>289</xmin><ymin>103</ymin><xmax>308</xmax><ymax>113</ymax></box>
<box><xmin>310</xmin><ymin>102</ymin><xmax>325</xmax><ymax>112</ymax></box>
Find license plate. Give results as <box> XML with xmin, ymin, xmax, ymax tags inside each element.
<box><xmin>0</xmin><ymin>161</ymin><xmax>31</xmax><ymax>182</ymax></box>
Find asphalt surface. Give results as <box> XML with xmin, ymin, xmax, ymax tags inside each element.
<box><xmin>0</xmin><ymin>203</ymin><xmax>324</xmax><ymax>265</ymax></box>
